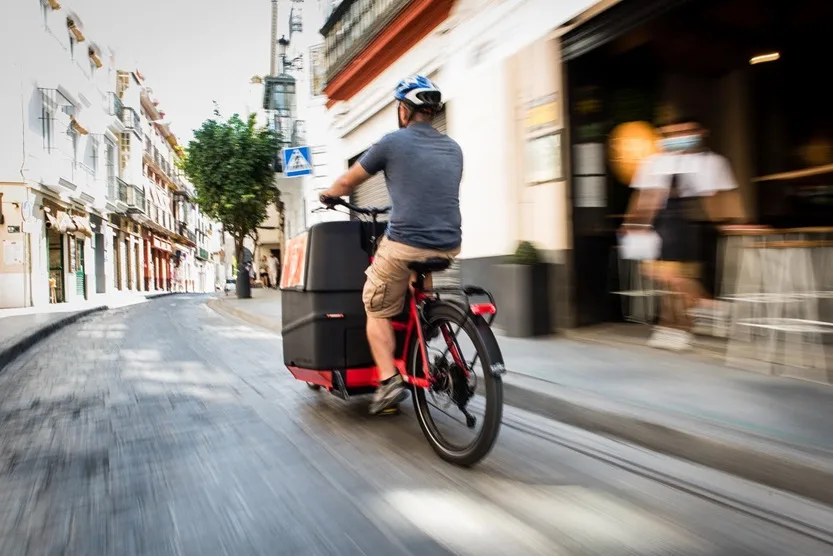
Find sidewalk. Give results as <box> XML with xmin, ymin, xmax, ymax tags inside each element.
<box><xmin>0</xmin><ymin>290</ymin><xmax>176</xmax><ymax>369</ymax></box>
<box><xmin>208</xmin><ymin>290</ymin><xmax>833</xmax><ymax>505</ymax></box>
<box><xmin>206</xmin><ymin>288</ymin><xmax>282</xmax><ymax>334</ymax></box>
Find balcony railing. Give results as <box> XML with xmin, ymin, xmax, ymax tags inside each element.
<box><xmin>127</xmin><ymin>184</ymin><xmax>146</xmax><ymax>213</ymax></box>
<box><xmin>178</xmin><ymin>221</ymin><xmax>196</xmax><ymax>243</ymax></box>
<box><xmin>116</xmin><ymin>177</ymin><xmax>128</xmax><ymax>204</ymax></box>
<box><xmin>121</xmin><ymin>107</ymin><xmax>142</xmax><ymax>139</ymax></box>
<box><xmin>108</xmin><ymin>92</ymin><xmax>123</xmax><ymax>119</ymax></box>
<box><xmin>107</xmin><ymin>175</ymin><xmax>117</xmax><ymax>201</ymax></box>
<box><xmin>322</xmin><ymin>0</ymin><xmax>411</xmax><ymax>81</ymax></box>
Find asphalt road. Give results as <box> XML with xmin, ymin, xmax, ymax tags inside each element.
<box><xmin>1</xmin><ymin>294</ymin><xmax>832</xmax><ymax>555</ymax></box>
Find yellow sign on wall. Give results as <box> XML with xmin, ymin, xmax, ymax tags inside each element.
<box><xmin>527</xmin><ymin>101</ymin><xmax>559</xmax><ymax>130</ymax></box>
<box><xmin>608</xmin><ymin>121</ymin><xmax>661</xmax><ymax>185</ymax></box>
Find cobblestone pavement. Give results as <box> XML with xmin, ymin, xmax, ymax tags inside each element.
<box><xmin>0</xmin><ymin>294</ymin><xmax>831</xmax><ymax>555</ymax></box>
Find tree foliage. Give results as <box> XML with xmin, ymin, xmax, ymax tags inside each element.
<box><xmin>182</xmin><ymin>110</ymin><xmax>279</xmax><ymax>260</ymax></box>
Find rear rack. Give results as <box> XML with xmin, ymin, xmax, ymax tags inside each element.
<box><xmin>425</xmin><ymin>285</ymin><xmax>498</xmax><ymax>327</ymax></box>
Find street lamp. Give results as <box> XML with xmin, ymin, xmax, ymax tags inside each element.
<box><xmin>278</xmin><ymin>35</ymin><xmax>303</xmax><ymax>72</ymax></box>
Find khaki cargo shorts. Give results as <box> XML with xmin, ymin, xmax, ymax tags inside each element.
<box><xmin>363</xmin><ymin>236</ymin><xmax>460</xmax><ymax>319</ymax></box>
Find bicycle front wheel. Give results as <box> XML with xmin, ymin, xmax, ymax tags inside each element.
<box><xmin>408</xmin><ymin>300</ymin><xmax>504</xmax><ymax>466</ymax></box>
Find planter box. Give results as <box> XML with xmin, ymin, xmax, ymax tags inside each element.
<box><xmin>495</xmin><ymin>263</ymin><xmax>551</xmax><ymax>337</ymax></box>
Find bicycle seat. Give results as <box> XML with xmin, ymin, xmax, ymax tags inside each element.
<box><xmin>408</xmin><ymin>258</ymin><xmax>451</xmax><ymax>274</ymax></box>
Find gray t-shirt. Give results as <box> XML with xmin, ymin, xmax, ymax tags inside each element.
<box><xmin>358</xmin><ymin>122</ymin><xmax>463</xmax><ymax>251</ymax></box>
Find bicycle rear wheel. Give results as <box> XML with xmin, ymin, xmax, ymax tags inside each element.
<box><xmin>408</xmin><ymin>299</ymin><xmax>504</xmax><ymax>466</ymax></box>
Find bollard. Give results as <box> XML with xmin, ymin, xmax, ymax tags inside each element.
<box><xmin>236</xmin><ymin>267</ymin><xmax>251</xmax><ymax>299</ymax></box>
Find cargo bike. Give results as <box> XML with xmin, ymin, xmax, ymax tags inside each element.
<box><xmin>280</xmin><ymin>198</ymin><xmax>505</xmax><ymax>466</ymax></box>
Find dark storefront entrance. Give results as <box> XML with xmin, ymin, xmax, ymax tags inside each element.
<box><xmin>563</xmin><ymin>0</ymin><xmax>833</xmax><ymax>327</ymax></box>
<box><xmin>564</xmin><ymin>0</ymin><xmax>687</xmax><ymax>326</ymax></box>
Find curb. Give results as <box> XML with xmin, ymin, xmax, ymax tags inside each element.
<box><xmin>0</xmin><ymin>292</ymin><xmax>180</xmax><ymax>371</ymax></box>
<box><xmin>0</xmin><ymin>306</ymin><xmax>108</xmax><ymax>370</ymax></box>
<box><xmin>206</xmin><ymin>297</ymin><xmax>282</xmax><ymax>335</ymax></box>
<box><xmin>502</xmin><ymin>374</ymin><xmax>833</xmax><ymax>507</ymax></box>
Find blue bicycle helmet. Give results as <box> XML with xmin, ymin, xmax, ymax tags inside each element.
<box><xmin>394</xmin><ymin>75</ymin><xmax>442</xmax><ymax>112</ymax></box>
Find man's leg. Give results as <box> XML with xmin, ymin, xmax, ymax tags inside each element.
<box><xmin>366</xmin><ymin>316</ymin><xmax>397</xmax><ymax>381</ymax></box>
<box><xmin>362</xmin><ymin>240</ymin><xmax>412</xmax><ymax>415</ymax></box>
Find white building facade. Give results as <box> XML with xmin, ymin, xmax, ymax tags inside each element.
<box><xmin>0</xmin><ymin>0</ymin><xmax>220</xmax><ymax>308</ymax></box>
<box><xmin>318</xmin><ymin>0</ymin><xmax>611</xmax><ymax>330</ymax></box>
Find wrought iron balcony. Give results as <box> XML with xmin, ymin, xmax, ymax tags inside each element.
<box><xmin>116</xmin><ymin>177</ymin><xmax>128</xmax><ymax>204</ymax></box>
<box><xmin>121</xmin><ymin>107</ymin><xmax>142</xmax><ymax>139</ymax></box>
<box><xmin>178</xmin><ymin>221</ymin><xmax>196</xmax><ymax>244</ymax></box>
<box><xmin>126</xmin><ymin>184</ymin><xmax>146</xmax><ymax>214</ymax></box>
<box><xmin>322</xmin><ymin>0</ymin><xmax>411</xmax><ymax>81</ymax></box>
<box><xmin>107</xmin><ymin>92</ymin><xmax>123</xmax><ymax>118</ymax></box>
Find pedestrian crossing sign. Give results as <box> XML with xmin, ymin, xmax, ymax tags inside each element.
<box><xmin>281</xmin><ymin>146</ymin><xmax>313</xmax><ymax>177</ymax></box>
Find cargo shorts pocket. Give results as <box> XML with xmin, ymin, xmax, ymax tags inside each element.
<box><xmin>362</xmin><ymin>274</ymin><xmax>389</xmax><ymax>313</ymax></box>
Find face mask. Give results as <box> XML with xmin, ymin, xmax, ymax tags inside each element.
<box><xmin>661</xmin><ymin>135</ymin><xmax>701</xmax><ymax>152</ymax></box>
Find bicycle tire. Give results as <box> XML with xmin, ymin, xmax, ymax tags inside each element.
<box><xmin>408</xmin><ymin>299</ymin><xmax>504</xmax><ymax>466</ymax></box>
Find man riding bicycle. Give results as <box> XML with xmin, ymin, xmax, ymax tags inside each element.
<box><xmin>320</xmin><ymin>75</ymin><xmax>463</xmax><ymax>415</ymax></box>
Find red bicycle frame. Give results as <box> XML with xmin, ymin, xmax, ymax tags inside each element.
<box><xmin>288</xmin><ymin>198</ymin><xmax>496</xmax><ymax>395</ymax></box>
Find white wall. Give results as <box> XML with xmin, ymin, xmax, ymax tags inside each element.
<box><xmin>323</xmin><ymin>0</ymin><xmax>599</xmax><ymax>260</ymax></box>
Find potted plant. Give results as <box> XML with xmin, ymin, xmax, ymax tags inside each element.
<box><xmin>495</xmin><ymin>241</ymin><xmax>551</xmax><ymax>337</ymax></box>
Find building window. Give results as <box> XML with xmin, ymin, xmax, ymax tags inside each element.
<box><xmin>105</xmin><ymin>139</ymin><xmax>116</xmax><ymax>179</ymax></box>
<box><xmin>41</xmin><ymin>107</ymin><xmax>54</xmax><ymax>152</ymax></box>
<box><xmin>87</xmin><ymin>136</ymin><xmax>99</xmax><ymax>176</ymax></box>
<box><xmin>69</xmin><ymin>129</ymin><xmax>78</xmax><ymax>163</ymax></box>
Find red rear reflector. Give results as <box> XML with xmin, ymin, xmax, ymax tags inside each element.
<box><xmin>470</xmin><ymin>303</ymin><xmax>496</xmax><ymax>315</ymax></box>
<box><xmin>326</xmin><ymin>313</ymin><xmax>344</xmax><ymax>318</ymax></box>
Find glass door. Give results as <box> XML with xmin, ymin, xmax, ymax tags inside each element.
<box><xmin>48</xmin><ymin>229</ymin><xmax>65</xmax><ymax>303</ymax></box>
<box><xmin>75</xmin><ymin>238</ymin><xmax>86</xmax><ymax>299</ymax></box>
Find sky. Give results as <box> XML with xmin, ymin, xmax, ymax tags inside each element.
<box><xmin>70</xmin><ymin>0</ymin><xmax>274</xmax><ymax>144</ymax></box>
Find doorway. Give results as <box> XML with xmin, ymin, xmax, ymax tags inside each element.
<box><xmin>124</xmin><ymin>237</ymin><xmax>132</xmax><ymax>290</ymax></box>
<box><xmin>95</xmin><ymin>232</ymin><xmax>105</xmax><ymax>294</ymax></box>
<box><xmin>48</xmin><ymin>228</ymin><xmax>65</xmax><ymax>303</ymax></box>
<box><xmin>75</xmin><ymin>238</ymin><xmax>87</xmax><ymax>300</ymax></box>
<box><xmin>113</xmin><ymin>234</ymin><xmax>122</xmax><ymax>290</ymax></box>
<box><xmin>134</xmin><ymin>241</ymin><xmax>141</xmax><ymax>292</ymax></box>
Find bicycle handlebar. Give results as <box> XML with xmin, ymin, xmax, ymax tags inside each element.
<box><xmin>321</xmin><ymin>196</ymin><xmax>390</xmax><ymax>216</ymax></box>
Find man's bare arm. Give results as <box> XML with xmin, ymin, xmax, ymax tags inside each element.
<box><xmin>320</xmin><ymin>162</ymin><xmax>371</xmax><ymax>199</ymax></box>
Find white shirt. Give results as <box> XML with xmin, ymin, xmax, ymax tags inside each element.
<box><xmin>631</xmin><ymin>151</ymin><xmax>738</xmax><ymax>198</ymax></box>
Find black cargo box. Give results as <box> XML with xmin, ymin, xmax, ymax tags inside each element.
<box><xmin>281</xmin><ymin>220</ymin><xmax>389</xmax><ymax>370</ymax></box>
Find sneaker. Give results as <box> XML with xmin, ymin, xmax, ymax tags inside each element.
<box><xmin>671</xmin><ymin>329</ymin><xmax>694</xmax><ymax>351</ymax></box>
<box><xmin>647</xmin><ymin>327</ymin><xmax>672</xmax><ymax>348</ymax></box>
<box><xmin>369</xmin><ymin>374</ymin><xmax>409</xmax><ymax>415</ymax></box>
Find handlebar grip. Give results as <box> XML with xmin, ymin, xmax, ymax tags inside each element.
<box><xmin>319</xmin><ymin>195</ymin><xmax>343</xmax><ymax>208</ymax></box>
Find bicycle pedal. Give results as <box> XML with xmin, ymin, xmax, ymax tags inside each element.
<box><xmin>379</xmin><ymin>406</ymin><xmax>401</xmax><ymax>416</ymax></box>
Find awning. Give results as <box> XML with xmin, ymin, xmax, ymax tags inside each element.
<box><xmin>46</xmin><ymin>213</ymin><xmax>59</xmax><ymax>230</ymax></box>
<box><xmin>55</xmin><ymin>211</ymin><xmax>77</xmax><ymax>233</ymax></box>
<box><xmin>72</xmin><ymin>215</ymin><xmax>93</xmax><ymax>237</ymax></box>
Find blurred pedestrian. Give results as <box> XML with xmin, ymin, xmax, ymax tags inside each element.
<box><xmin>622</xmin><ymin>116</ymin><xmax>749</xmax><ymax>350</ymax></box>
<box><xmin>267</xmin><ymin>251</ymin><xmax>279</xmax><ymax>290</ymax></box>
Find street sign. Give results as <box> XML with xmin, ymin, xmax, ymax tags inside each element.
<box><xmin>281</xmin><ymin>146</ymin><xmax>313</xmax><ymax>178</ymax></box>
<box><xmin>21</xmin><ymin>200</ymin><xmax>34</xmax><ymax>223</ymax></box>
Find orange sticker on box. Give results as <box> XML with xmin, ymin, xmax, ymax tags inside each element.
<box><xmin>280</xmin><ymin>231</ymin><xmax>309</xmax><ymax>289</ymax></box>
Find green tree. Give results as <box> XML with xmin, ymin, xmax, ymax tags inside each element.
<box><xmin>182</xmin><ymin>110</ymin><xmax>280</xmax><ymax>272</ymax></box>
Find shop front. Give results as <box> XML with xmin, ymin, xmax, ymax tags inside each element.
<box><xmin>172</xmin><ymin>244</ymin><xmax>194</xmax><ymax>292</ymax></box>
<box><xmin>43</xmin><ymin>202</ymin><xmax>93</xmax><ymax>303</ymax></box>
<box><xmin>149</xmin><ymin>234</ymin><xmax>172</xmax><ymax>291</ymax></box>
<box><xmin>561</xmin><ymin>0</ymin><xmax>833</xmax><ymax>328</ymax></box>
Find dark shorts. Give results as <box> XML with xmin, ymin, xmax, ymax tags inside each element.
<box><xmin>655</xmin><ymin>197</ymin><xmax>700</xmax><ymax>263</ymax></box>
